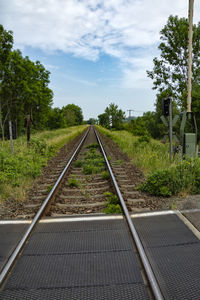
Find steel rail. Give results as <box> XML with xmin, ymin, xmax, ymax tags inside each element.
<box><xmin>94</xmin><ymin>128</ymin><xmax>164</xmax><ymax>300</ymax></box>
<box><xmin>0</xmin><ymin>127</ymin><xmax>90</xmax><ymax>286</ymax></box>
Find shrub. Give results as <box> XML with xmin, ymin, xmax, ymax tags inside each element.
<box><xmin>138</xmin><ymin>135</ymin><xmax>151</xmax><ymax>143</ymax></box>
<box><xmin>140</xmin><ymin>158</ymin><xmax>200</xmax><ymax>197</ymax></box>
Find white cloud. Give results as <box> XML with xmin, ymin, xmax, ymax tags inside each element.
<box><xmin>1</xmin><ymin>0</ymin><xmax>200</xmax><ymax>89</ymax></box>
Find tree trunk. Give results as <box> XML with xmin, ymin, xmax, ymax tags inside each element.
<box><xmin>9</xmin><ymin>120</ymin><xmax>14</xmax><ymax>154</ymax></box>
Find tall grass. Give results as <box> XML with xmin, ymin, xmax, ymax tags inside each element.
<box><xmin>97</xmin><ymin>126</ymin><xmax>175</xmax><ymax>174</ymax></box>
<box><xmin>0</xmin><ymin>125</ymin><xmax>87</xmax><ymax>203</ymax></box>
<box><xmin>97</xmin><ymin>126</ymin><xmax>200</xmax><ymax>197</ymax></box>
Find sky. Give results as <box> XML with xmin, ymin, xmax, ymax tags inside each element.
<box><xmin>1</xmin><ymin>0</ymin><xmax>200</xmax><ymax>120</ymax></box>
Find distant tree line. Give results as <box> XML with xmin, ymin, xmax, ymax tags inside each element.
<box><xmin>0</xmin><ymin>25</ymin><xmax>83</xmax><ymax>140</ymax></box>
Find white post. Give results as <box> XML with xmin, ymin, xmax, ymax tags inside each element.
<box><xmin>187</xmin><ymin>0</ymin><xmax>194</xmax><ymax>113</ymax></box>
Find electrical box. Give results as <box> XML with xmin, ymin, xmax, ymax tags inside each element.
<box><xmin>183</xmin><ymin>133</ymin><xmax>197</xmax><ymax>157</ymax></box>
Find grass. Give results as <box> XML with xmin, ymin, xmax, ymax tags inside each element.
<box><xmin>68</xmin><ymin>176</ymin><xmax>80</xmax><ymax>188</ymax></box>
<box><xmin>102</xmin><ymin>192</ymin><xmax>122</xmax><ymax>214</ymax></box>
<box><xmin>0</xmin><ymin>125</ymin><xmax>87</xmax><ymax>203</ymax></box>
<box><xmin>101</xmin><ymin>171</ymin><xmax>110</xmax><ymax>180</ymax></box>
<box><xmin>97</xmin><ymin>126</ymin><xmax>200</xmax><ymax>197</ymax></box>
<box><xmin>75</xmin><ymin>144</ymin><xmax>105</xmax><ymax>175</ymax></box>
<box><xmin>97</xmin><ymin>126</ymin><xmax>175</xmax><ymax>174</ymax></box>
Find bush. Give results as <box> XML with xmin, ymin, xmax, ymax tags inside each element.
<box><xmin>140</xmin><ymin>158</ymin><xmax>200</xmax><ymax>197</ymax></box>
<box><xmin>138</xmin><ymin>135</ymin><xmax>151</xmax><ymax>143</ymax></box>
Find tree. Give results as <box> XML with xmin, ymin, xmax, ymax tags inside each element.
<box><xmin>62</xmin><ymin>104</ymin><xmax>83</xmax><ymax>126</ymax></box>
<box><xmin>87</xmin><ymin>118</ymin><xmax>96</xmax><ymax>125</ymax></box>
<box><xmin>0</xmin><ymin>24</ymin><xmax>54</xmax><ymax>140</ymax></box>
<box><xmin>147</xmin><ymin>15</ymin><xmax>200</xmax><ymax>109</ymax></box>
<box><xmin>0</xmin><ymin>25</ymin><xmax>13</xmax><ymax>140</ymax></box>
<box><xmin>98</xmin><ymin>113</ymin><xmax>109</xmax><ymax>128</ymax></box>
<box><xmin>47</xmin><ymin>107</ymin><xmax>66</xmax><ymax>129</ymax></box>
<box><xmin>104</xmin><ymin>103</ymin><xmax>125</xmax><ymax>130</ymax></box>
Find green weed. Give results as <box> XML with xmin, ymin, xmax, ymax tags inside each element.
<box><xmin>46</xmin><ymin>185</ymin><xmax>53</xmax><ymax>193</ymax></box>
<box><xmin>68</xmin><ymin>176</ymin><xmax>80</xmax><ymax>188</ymax></box>
<box><xmin>102</xmin><ymin>192</ymin><xmax>122</xmax><ymax>214</ymax></box>
<box><xmin>115</xmin><ymin>159</ymin><xmax>123</xmax><ymax>165</ymax></box>
<box><xmin>73</xmin><ymin>160</ymin><xmax>82</xmax><ymax>168</ymax></box>
<box><xmin>101</xmin><ymin>171</ymin><xmax>110</xmax><ymax>180</ymax></box>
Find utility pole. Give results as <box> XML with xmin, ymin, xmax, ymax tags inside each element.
<box><xmin>187</xmin><ymin>0</ymin><xmax>194</xmax><ymax>113</ymax></box>
<box><xmin>127</xmin><ymin>110</ymin><xmax>134</xmax><ymax>118</ymax></box>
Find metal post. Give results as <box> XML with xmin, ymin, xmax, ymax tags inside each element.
<box><xmin>187</xmin><ymin>0</ymin><xmax>194</xmax><ymax>113</ymax></box>
<box><xmin>169</xmin><ymin>99</ymin><xmax>173</xmax><ymax>162</ymax></box>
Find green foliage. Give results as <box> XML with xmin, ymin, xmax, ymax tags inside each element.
<box><xmin>98</xmin><ymin>103</ymin><xmax>125</xmax><ymax>130</ymax></box>
<box><xmin>102</xmin><ymin>192</ymin><xmax>122</xmax><ymax>214</ymax></box>
<box><xmin>147</xmin><ymin>15</ymin><xmax>200</xmax><ymax>115</ymax></box>
<box><xmin>101</xmin><ymin>171</ymin><xmax>110</xmax><ymax>180</ymax></box>
<box><xmin>82</xmin><ymin>152</ymin><xmax>105</xmax><ymax>174</ymax></box>
<box><xmin>138</xmin><ymin>135</ymin><xmax>150</xmax><ymax>143</ymax></box>
<box><xmin>0</xmin><ymin>25</ymin><xmax>85</xmax><ymax>140</ymax></box>
<box><xmin>73</xmin><ymin>144</ymin><xmax>105</xmax><ymax>175</ymax></box>
<box><xmin>73</xmin><ymin>160</ymin><xmax>82</xmax><ymax>168</ymax></box>
<box><xmin>0</xmin><ymin>125</ymin><xmax>87</xmax><ymax>201</ymax></box>
<box><xmin>97</xmin><ymin>126</ymin><xmax>172</xmax><ymax>174</ymax></box>
<box><xmin>46</xmin><ymin>108</ymin><xmax>66</xmax><ymax>130</ymax></box>
<box><xmin>87</xmin><ymin>118</ymin><xmax>96</xmax><ymax>125</ymax></box>
<box><xmin>62</xmin><ymin>104</ymin><xmax>83</xmax><ymax>126</ymax></box>
<box><xmin>104</xmin><ymin>192</ymin><xmax>119</xmax><ymax>204</ymax></box>
<box><xmin>68</xmin><ymin>176</ymin><xmax>80</xmax><ymax>188</ymax></box>
<box><xmin>140</xmin><ymin>158</ymin><xmax>200</xmax><ymax>197</ymax></box>
<box><xmin>102</xmin><ymin>204</ymin><xmax>122</xmax><ymax>214</ymax></box>
<box><xmin>46</xmin><ymin>185</ymin><xmax>53</xmax><ymax>193</ymax></box>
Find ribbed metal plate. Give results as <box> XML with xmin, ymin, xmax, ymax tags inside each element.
<box><xmin>133</xmin><ymin>214</ymin><xmax>199</xmax><ymax>247</ymax></box>
<box><xmin>23</xmin><ymin>229</ymin><xmax>133</xmax><ymax>255</ymax></box>
<box><xmin>1</xmin><ymin>218</ymin><xmax>150</xmax><ymax>299</ymax></box>
<box><xmin>146</xmin><ymin>243</ymin><xmax>200</xmax><ymax>299</ymax></box>
<box><xmin>35</xmin><ymin>219</ymin><xmax>124</xmax><ymax>232</ymax></box>
<box><xmin>0</xmin><ymin>283</ymin><xmax>149</xmax><ymax>300</ymax></box>
<box><xmin>0</xmin><ymin>224</ymin><xmax>28</xmax><ymax>271</ymax></box>
<box><xmin>132</xmin><ymin>214</ymin><xmax>200</xmax><ymax>299</ymax></box>
<box><xmin>6</xmin><ymin>251</ymin><xmax>143</xmax><ymax>289</ymax></box>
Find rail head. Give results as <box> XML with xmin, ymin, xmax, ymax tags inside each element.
<box><xmin>94</xmin><ymin>127</ymin><xmax>164</xmax><ymax>300</ymax></box>
<box><xmin>0</xmin><ymin>126</ymin><xmax>90</xmax><ymax>287</ymax></box>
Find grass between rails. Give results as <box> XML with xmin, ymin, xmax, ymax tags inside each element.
<box><xmin>0</xmin><ymin>125</ymin><xmax>88</xmax><ymax>203</ymax></box>
<box><xmin>97</xmin><ymin>126</ymin><xmax>200</xmax><ymax>197</ymax></box>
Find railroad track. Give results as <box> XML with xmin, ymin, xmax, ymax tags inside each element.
<box><xmin>0</xmin><ymin>126</ymin><xmax>200</xmax><ymax>300</ymax></box>
<box><xmin>0</xmin><ymin>127</ymin><xmax>166</xmax><ymax>299</ymax></box>
<box><xmin>0</xmin><ymin>126</ymin><xmax>164</xmax><ymax>299</ymax></box>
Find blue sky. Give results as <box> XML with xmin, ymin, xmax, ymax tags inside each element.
<box><xmin>1</xmin><ymin>0</ymin><xmax>200</xmax><ymax>120</ymax></box>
